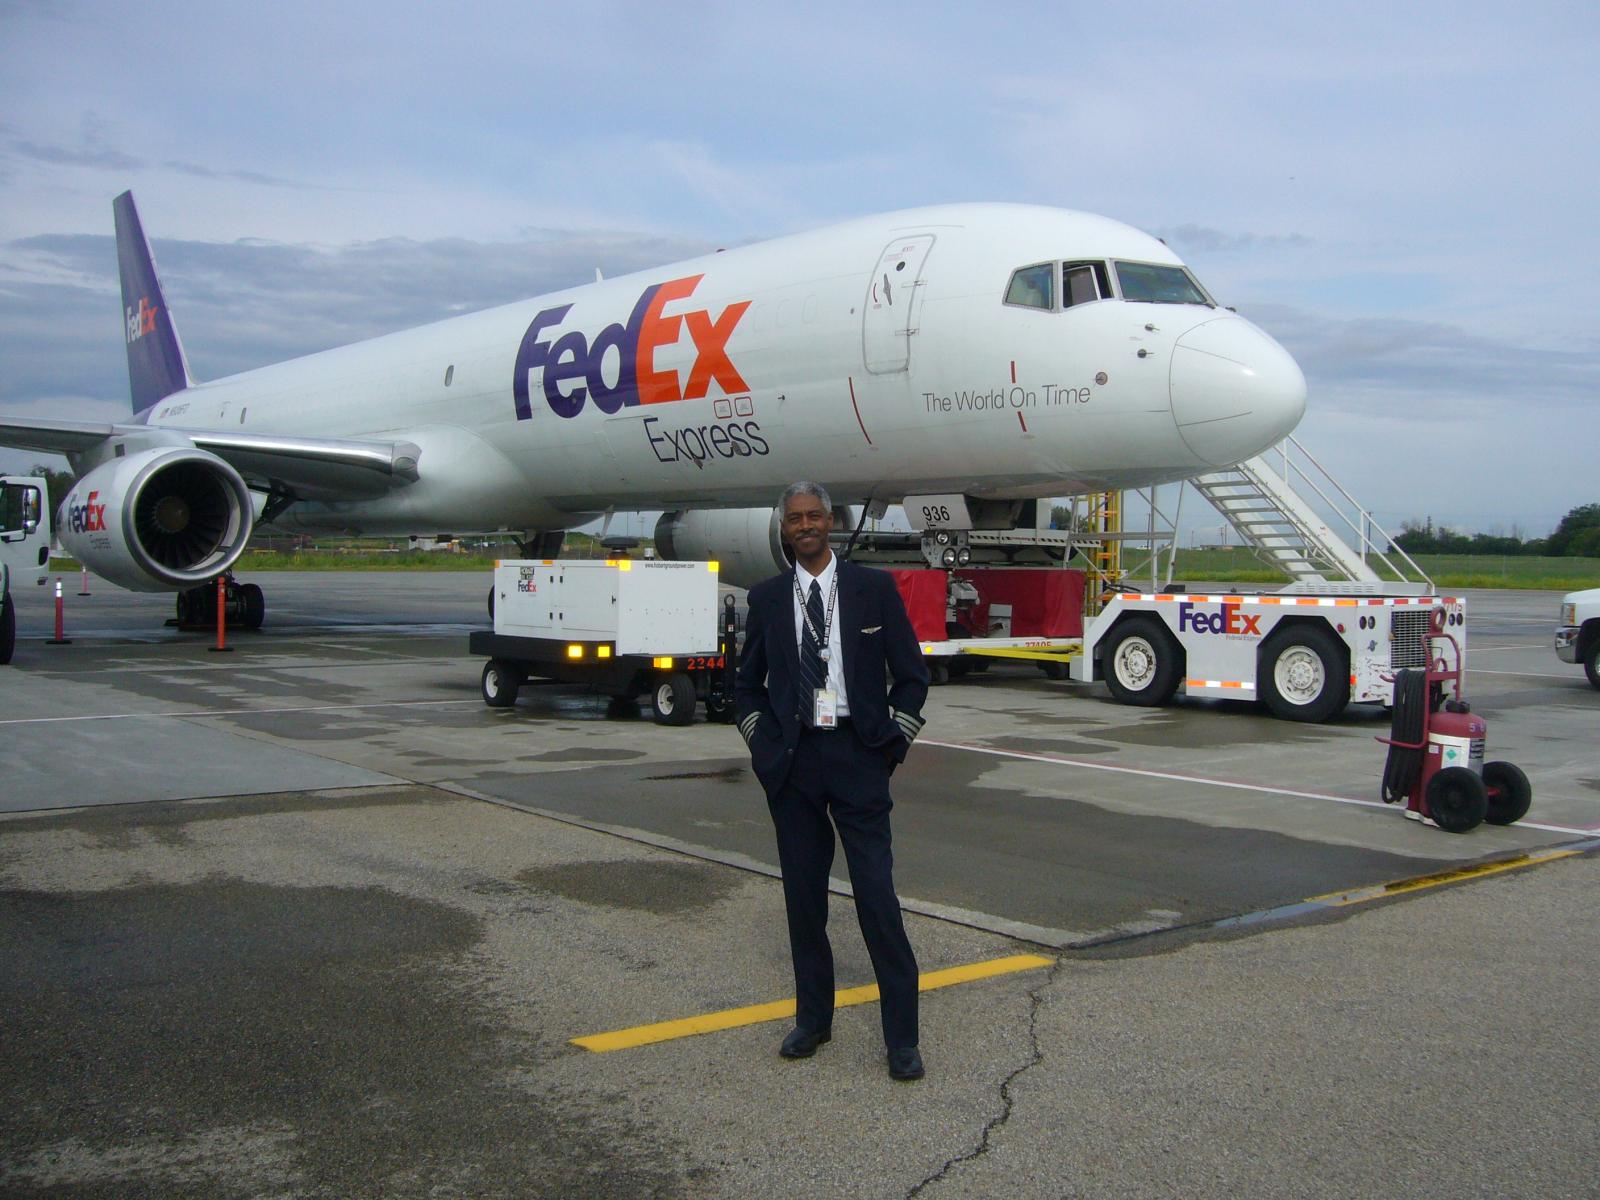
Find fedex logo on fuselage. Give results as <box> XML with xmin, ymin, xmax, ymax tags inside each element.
<box><xmin>512</xmin><ymin>274</ymin><xmax>750</xmax><ymax>420</ymax></box>
<box><xmin>68</xmin><ymin>490</ymin><xmax>107</xmax><ymax>534</ymax></box>
<box><xmin>125</xmin><ymin>296</ymin><xmax>159</xmax><ymax>345</ymax></box>
<box><xmin>1177</xmin><ymin>601</ymin><xmax>1262</xmax><ymax>636</ymax></box>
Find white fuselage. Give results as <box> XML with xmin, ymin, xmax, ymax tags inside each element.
<box><xmin>141</xmin><ymin>203</ymin><xmax>1307</xmax><ymax>535</ymax></box>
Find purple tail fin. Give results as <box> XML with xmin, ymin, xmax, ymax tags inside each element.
<box><xmin>113</xmin><ymin>191</ymin><xmax>193</xmax><ymax>414</ymax></box>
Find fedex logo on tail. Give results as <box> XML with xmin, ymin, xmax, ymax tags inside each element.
<box><xmin>512</xmin><ymin>274</ymin><xmax>750</xmax><ymax>420</ymax></box>
<box><xmin>125</xmin><ymin>296</ymin><xmax>159</xmax><ymax>345</ymax></box>
<box><xmin>1177</xmin><ymin>601</ymin><xmax>1262</xmax><ymax>636</ymax></box>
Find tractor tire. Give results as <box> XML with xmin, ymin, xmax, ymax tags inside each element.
<box><xmin>1426</xmin><ymin>766</ymin><xmax>1488</xmax><ymax>833</ymax></box>
<box><xmin>1102</xmin><ymin>617</ymin><xmax>1181</xmax><ymax>707</ymax></box>
<box><xmin>481</xmin><ymin>659</ymin><xmax>522</xmax><ymax>708</ymax></box>
<box><xmin>650</xmin><ymin>671</ymin><xmax>696</xmax><ymax>726</ymax></box>
<box><xmin>1260</xmin><ymin>625</ymin><xmax>1348</xmax><ymax>723</ymax></box>
<box><xmin>1483</xmin><ymin>761</ymin><xmax>1532</xmax><ymax>825</ymax></box>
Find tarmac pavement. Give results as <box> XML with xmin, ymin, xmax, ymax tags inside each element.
<box><xmin>1</xmin><ymin>573</ymin><xmax>1596</xmax><ymax>1198</ymax></box>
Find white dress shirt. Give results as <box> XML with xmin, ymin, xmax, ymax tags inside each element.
<box><xmin>792</xmin><ymin>554</ymin><xmax>849</xmax><ymax>716</ymax></box>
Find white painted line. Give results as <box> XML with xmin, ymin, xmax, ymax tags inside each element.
<box><xmin>920</xmin><ymin>737</ymin><xmax>1599</xmax><ymax>837</ymax></box>
<box><xmin>0</xmin><ymin>699</ymin><xmax>484</xmax><ymax>726</ymax></box>
<box><xmin>1468</xmin><ymin>669</ymin><xmax>1586</xmax><ymax>680</ymax></box>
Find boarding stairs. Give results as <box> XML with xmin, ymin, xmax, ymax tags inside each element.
<box><xmin>1188</xmin><ymin>434</ymin><xmax>1432</xmax><ymax>592</ymax></box>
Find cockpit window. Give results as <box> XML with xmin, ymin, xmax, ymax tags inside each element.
<box><xmin>1063</xmin><ymin>261</ymin><xmax>1112</xmax><ymax>308</ymax></box>
<box><xmin>1004</xmin><ymin>263</ymin><xmax>1055</xmax><ymax>310</ymax></box>
<box><xmin>1113</xmin><ymin>261</ymin><xmax>1212</xmax><ymax>306</ymax></box>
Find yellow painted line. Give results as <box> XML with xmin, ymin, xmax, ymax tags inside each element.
<box><xmin>1308</xmin><ymin>846</ymin><xmax>1585</xmax><ymax>908</ymax></box>
<box><xmin>571</xmin><ymin>953</ymin><xmax>1053</xmax><ymax>1052</ymax></box>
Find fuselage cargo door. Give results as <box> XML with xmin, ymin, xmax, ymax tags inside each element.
<box><xmin>862</xmin><ymin>234</ymin><xmax>934</xmax><ymax>375</ymax></box>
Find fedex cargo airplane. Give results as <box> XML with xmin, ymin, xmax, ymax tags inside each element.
<box><xmin>0</xmin><ymin>193</ymin><xmax>1305</xmax><ymax>625</ymax></box>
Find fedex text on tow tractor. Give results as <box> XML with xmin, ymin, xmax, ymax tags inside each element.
<box><xmin>1178</xmin><ymin>601</ymin><xmax>1262</xmax><ymax>636</ymax></box>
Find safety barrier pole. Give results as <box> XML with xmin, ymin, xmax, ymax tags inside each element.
<box><xmin>45</xmin><ymin>578</ymin><xmax>72</xmax><ymax>645</ymax></box>
<box><xmin>78</xmin><ymin>567</ymin><xmax>91</xmax><ymax>596</ymax></box>
<box><xmin>209</xmin><ymin>576</ymin><xmax>232</xmax><ymax>653</ymax></box>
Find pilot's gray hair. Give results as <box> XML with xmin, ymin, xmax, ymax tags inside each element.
<box><xmin>779</xmin><ymin>480</ymin><xmax>832</xmax><ymax>512</ymax></box>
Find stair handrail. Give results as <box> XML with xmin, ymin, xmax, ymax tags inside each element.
<box><xmin>1263</xmin><ymin>436</ymin><xmax>1432</xmax><ymax>587</ymax></box>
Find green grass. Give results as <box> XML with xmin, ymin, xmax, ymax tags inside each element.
<box><xmin>1170</xmin><ymin>548</ymin><xmax>1600</xmax><ymax>591</ymax></box>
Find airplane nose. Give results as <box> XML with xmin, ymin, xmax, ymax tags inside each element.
<box><xmin>1169</xmin><ymin>316</ymin><xmax>1307</xmax><ymax>468</ymax></box>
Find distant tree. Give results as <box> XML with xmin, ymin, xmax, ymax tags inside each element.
<box><xmin>1545</xmin><ymin>503</ymin><xmax>1600</xmax><ymax>557</ymax></box>
<box><xmin>28</xmin><ymin>464</ymin><xmax>74</xmax><ymax>517</ymax></box>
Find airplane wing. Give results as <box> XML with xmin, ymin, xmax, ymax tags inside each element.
<box><xmin>0</xmin><ymin>416</ymin><xmax>420</xmax><ymax>502</ymax></box>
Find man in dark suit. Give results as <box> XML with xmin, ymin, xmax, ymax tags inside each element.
<box><xmin>736</xmin><ymin>481</ymin><xmax>931</xmax><ymax>1081</ymax></box>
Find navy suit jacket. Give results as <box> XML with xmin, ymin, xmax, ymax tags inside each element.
<box><xmin>736</xmin><ymin>559</ymin><xmax>930</xmax><ymax>798</ymax></box>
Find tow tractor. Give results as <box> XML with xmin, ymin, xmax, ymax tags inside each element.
<box><xmin>1377</xmin><ymin>607</ymin><xmax>1532</xmax><ymax>832</ymax></box>
<box><xmin>468</xmin><ymin>558</ymin><xmax>736</xmax><ymax>725</ymax></box>
<box><xmin>1</xmin><ymin>475</ymin><xmax>52</xmax><ymax>665</ymax></box>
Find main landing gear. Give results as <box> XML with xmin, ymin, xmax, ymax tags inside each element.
<box><xmin>172</xmin><ymin>573</ymin><xmax>266</xmax><ymax>631</ymax></box>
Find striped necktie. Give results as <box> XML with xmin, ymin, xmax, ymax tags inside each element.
<box><xmin>798</xmin><ymin>578</ymin><xmax>827</xmax><ymax>724</ymax></box>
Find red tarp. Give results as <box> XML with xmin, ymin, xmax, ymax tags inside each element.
<box><xmin>887</xmin><ymin>569</ymin><xmax>949</xmax><ymax>642</ymax></box>
<box><xmin>954</xmin><ymin>568</ymin><xmax>1084</xmax><ymax>638</ymax></box>
<box><xmin>888</xmin><ymin>567</ymin><xmax>1085</xmax><ymax>641</ymax></box>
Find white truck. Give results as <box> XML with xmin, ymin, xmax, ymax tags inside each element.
<box><xmin>1</xmin><ymin>475</ymin><xmax>53</xmax><ymax>665</ymax></box>
<box><xmin>468</xmin><ymin>558</ymin><xmax>735</xmax><ymax>725</ymax></box>
<box><xmin>1070</xmin><ymin>589</ymin><xmax>1465</xmax><ymax>722</ymax></box>
<box><xmin>1555</xmin><ymin>587</ymin><xmax>1600</xmax><ymax>690</ymax></box>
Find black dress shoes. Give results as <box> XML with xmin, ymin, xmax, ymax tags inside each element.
<box><xmin>887</xmin><ymin>1046</ymin><xmax>924</xmax><ymax>1080</ymax></box>
<box><xmin>779</xmin><ymin>1027</ymin><xmax>832</xmax><ymax>1058</ymax></box>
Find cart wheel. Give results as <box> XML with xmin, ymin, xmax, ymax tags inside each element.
<box><xmin>1103</xmin><ymin>617</ymin><xmax>1181</xmax><ymax>706</ymax></box>
<box><xmin>968</xmin><ymin>656</ymin><xmax>991</xmax><ymax>674</ymax></box>
<box><xmin>1260</xmin><ymin>625</ymin><xmax>1348</xmax><ymax>722</ymax></box>
<box><xmin>239</xmin><ymin>582</ymin><xmax>265</xmax><ymax>630</ymax></box>
<box><xmin>705</xmin><ymin>690</ymin><xmax>735</xmax><ymax>721</ymax></box>
<box><xmin>930</xmin><ymin>663</ymin><xmax>950</xmax><ymax>686</ymax></box>
<box><xmin>1425</xmin><ymin>766</ymin><xmax>1487</xmax><ymax>833</ymax></box>
<box><xmin>1037</xmin><ymin>660</ymin><xmax>1068</xmax><ymax>680</ymax></box>
<box><xmin>481</xmin><ymin>659</ymin><xmax>522</xmax><ymax>708</ymax></box>
<box><xmin>606</xmin><ymin>694</ymin><xmax>640</xmax><ymax>720</ymax></box>
<box><xmin>1483</xmin><ymin>761</ymin><xmax>1532</xmax><ymax>825</ymax></box>
<box><xmin>1586</xmin><ymin>640</ymin><xmax>1600</xmax><ymax>691</ymax></box>
<box><xmin>650</xmin><ymin>671</ymin><xmax>696</xmax><ymax>726</ymax></box>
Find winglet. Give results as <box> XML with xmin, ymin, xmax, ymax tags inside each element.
<box><xmin>113</xmin><ymin>191</ymin><xmax>194</xmax><ymax>414</ymax></box>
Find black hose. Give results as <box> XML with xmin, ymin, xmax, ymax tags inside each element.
<box><xmin>1382</xmin><ymin>668</ymin><xmax>1427</xmax><ymax>804</ymax></box>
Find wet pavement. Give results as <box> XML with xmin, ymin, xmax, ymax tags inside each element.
<box><xmin>2</xmin><ymin>573</ymin><xmax>1596</xmax><ymax>1197</ymax></box>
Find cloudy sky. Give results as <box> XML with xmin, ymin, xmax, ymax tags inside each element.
<box><xmin>2</xmin><ymin>1</ymin><xmax>1594</xmax><ymax>537</ymax></box>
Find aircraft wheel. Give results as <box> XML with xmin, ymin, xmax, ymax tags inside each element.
<box><xmin>1261</xmin><ymin>626</ymin><xmax>1348</xmax><ymax>722</ymax></box>
<box><xmin>0</xmin><ymin>594</ymin><xmax>15</xmax><ymax>665</ymax></box>
<box><xmin>1425</xmin><ymin>766</ymin><xmax>1488</xmax><ymax>833</ymax></box>
<box><xmin>1103</xmin><ymin>617</ymin><xmax>1181</xmax><ymax>706</ymax></box>
<box><xmin>651</xmin><ymin>671</ymin><xmax>696</xmax><ymax>726</ymax></box>
<box><xmin>239</xmin><ymin>583</ymin><xmax>265</xmax><ymax>630</ymax></box>
<box><xmin>1585</xmin><ymin>639</ymin><xmax>1600</xmax><ymax>690</ymax></box>
<box><xmin>1483</xmin><ymin>761</ymin><xmax>1532</xmax><ymax>825</ymax></box>
<box><xmin>481</xmin><ymin>659</ymin><xmax>522</xmax><ymax>708</ymax></box>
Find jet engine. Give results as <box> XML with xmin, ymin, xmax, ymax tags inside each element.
<box><xmin>58</xmin><ymin>446</ymin><xmax>255</xmax><ymax>592</ymax></box>
<box><xmin>655</xmin><ymin>505</ymin><xmax>853</xmax><ymax>588</ymax></box>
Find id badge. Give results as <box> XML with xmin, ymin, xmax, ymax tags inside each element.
<box><xmin>813</xmin><ymin>689</ymin><xmax>838</xmax><ymax>728</ymax></box>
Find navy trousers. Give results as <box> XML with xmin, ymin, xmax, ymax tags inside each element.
<box><xmin>767</xmin><ymin>721</ymin><xmax>919</xmax><ymax>1049</ymax></box>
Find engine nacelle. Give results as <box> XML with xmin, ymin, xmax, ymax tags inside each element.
<box><xmin>59</xmin><ymin>447</ymin><xmax>255</xmax><ymax>592</ymax></box>
<box><xmin>655</xmin><ymin>505</ymin><xmax>852</xmax><ymax>588</ymax></box>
